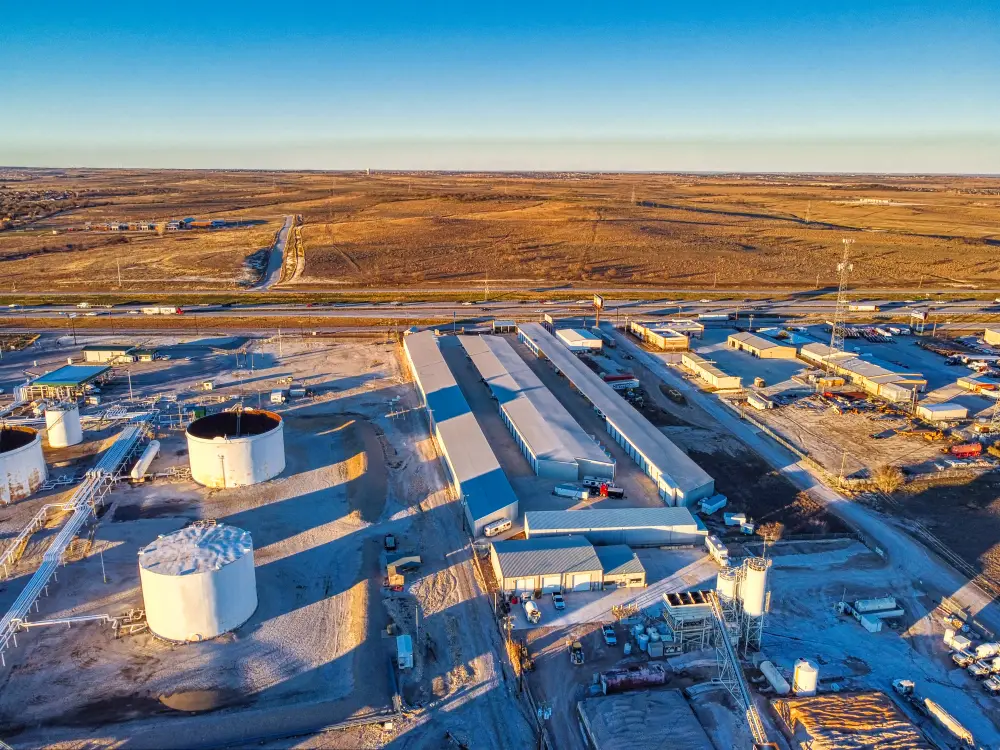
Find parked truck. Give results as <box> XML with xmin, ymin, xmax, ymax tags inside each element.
<box><xmin>892</xmin><ymin>679</ymin><xmax>974</xmax><ymax>747</ymax></box>
<box><xmin>948</xmin><ymin>443</ymin><xmax>983</xmax><ymax>459</ymax></box>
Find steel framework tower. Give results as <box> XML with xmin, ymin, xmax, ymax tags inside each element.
<box><xmin>829</xmin><ymin>238</ymin><xmax>855</xmax><ymax>353</ymax></box>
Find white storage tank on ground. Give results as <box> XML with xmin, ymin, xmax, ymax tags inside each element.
<box><xmin>740</xmin><ymin>557</ymin><xmax>770</xmax><ymax>618</ymax></box>
<box><xmin>45</xmin><ymin>402</ymin><xmax>83</xmax><ymax>448</ymax></box>
<box><xmin>716</xmin><ymin>567</ymin><xmax>739</xmax><ymax>602</ymax></box>
<box><xmin>760</xmin><ymin>661</ymin><xmax>790</xmax><ymax>695</ymax></box>
<box><xmin>793</xmin><ymin>659</ymin><xmax>819</xmax><ymax>695</ymax></box>
<box><xmin>186</xmin><ymin>409</ymin><xmax>285</xmax><ymax>488</ymax></box>
<box><xmin>138</xmin><ymin>523</ymin><xmax>257</xmax><ymax>642</ymax></box>
<box><xmin>0</xmin><ymin>426</ymin><xmax>47</xmax><ymax>504</ymax></box>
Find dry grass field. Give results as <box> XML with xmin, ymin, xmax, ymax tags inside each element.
<box><xmin>1</xmin><ymin>169</ymin><xmax>999</xmax><ymax>291</ymax></box>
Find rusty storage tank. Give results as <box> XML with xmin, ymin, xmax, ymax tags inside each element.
<box><xmin>139</xmin><ymin>523</ymin><xmax>257</xmax><ymax>642</ymax></box>
<box><xmin>0</xmin><ymin>426</ymin><xmax>47</xmax><ymax>504</ymax></box>
<box><xmin>185</xmin><ymin>409</ymin><xmax>285</xmax><ymax>488</ymax></box>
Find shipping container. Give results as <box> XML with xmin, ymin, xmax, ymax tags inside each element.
<box><xmin>699</xmin><ymin>494</ymin><xmax>728</xmax><ymax>515</ymax></box>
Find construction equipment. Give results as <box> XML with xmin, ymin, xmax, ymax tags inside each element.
<box><xmin>569</xmin><ymin>640</ymin><xmax>584</xmax><ymax>666</ymax></box>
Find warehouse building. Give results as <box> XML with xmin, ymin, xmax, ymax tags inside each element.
<box><xmin>727</xmin><ymin>331</ymin><xmax>797</xmax><ymax>359</ymax></box>
<box><xmin>490</xmin><ymin>536</ymin><xmax>605</xmax><ymax>594</ymax></box>
<box><xmin>800</xmin><ymin>343</ymin><xmax>926</xmax><ymax>402</ymax></box>
<box><xmin>957</xmin><ymin>374</ymin><xmax>997</xmax><ymax>394</ymax></box>
<box><xmin>985</xmin><ymin>327</ymin><xmax>1000</xmax><ymax>347</ymax></box>
<box><xmin>524</xmin><ymin>507</ymin><xmax>706</xmax><ymax>547</ymax></box>
<box><xmin>517</xmin><ymin>323</ymin><xmax>715</xmax><ymax>506</ymax></box>
<box><xmin>916</xmin><ymin>402</ymin><xmax>968</xmax><ymax>422</ymax></box>
<box><xmin>594</xmin><ymin>546</ymin><xmax>646</xmax><ymax>588</ymax></box>
<box><xmin>492</xmin><ymin>320</ymin><xmax>516</xmax><ymax>334</ymax></box>
<box><xmin>403</xmin><ymin>331</ymin><xmax>519</xmax><ymax>537</ymax></box>
<box><xmin>681</xmin><ymin>352</ymin><xmax>743</xmax><ymax>390</ymax></box>
<box><xmin>22</xmin><ymin>364</ymin><xmax>112</xmax><ymax>401</ymax></box>
<box><xmin>461</xmin><ymin>335</ymin><xmax>615</xmax><ymax>480</ymax></box>
<box><xmin>628</xmin><ymin>320</ymin><xmax>702</xmax><ymax>351</ymax></box>
<box><xmin>556</xmin><ymin>328</ymin><xmax>603</xmax><ymax>352</ymax></box>
<box><xmin>81</xmin><ymin>343</ymin><xmax>135</xmax><ymax>364</ymax></box>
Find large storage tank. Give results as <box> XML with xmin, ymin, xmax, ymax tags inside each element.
<box><xmin>716</xmin><ymin>567</ymin><xmax>739</xmax><ymax>602</ymax></box>
<box><xmin>0</xmin><ymin>426</ymin><xmax>47</xmax><ymax>504</ymax></box>
<box><xmin>759</xmin><ymin>660</ymin><xmax>790</xmax><ymax>695</ymax></box>
<box><xmin>740</xmin><ymin>557</ymin><xmax>771</xmax><ymax>618</ymax></box>
<box><xmin>139</xmin><ymin>523</ymin><xmax>257</xmax><ymax>642</ymax></box>
<box><xmin>186</xmin><ymin>409</ymin><xmax>285</xmax><ymax>488</ymax></box>
<box><xmin>45</xmin><ymin>402</ymin><xmax>83</xmax><ymax>448</ymax></box>
<box><xmin>793</xmin><ymin>659</ymin><xmax>819</xmax><ymax>696</ymax></box>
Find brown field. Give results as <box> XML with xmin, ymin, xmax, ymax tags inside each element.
<box><xmin>2</xmin><ymin>169</ymin><xmax>999</xmax><ymax>291</ymax></box>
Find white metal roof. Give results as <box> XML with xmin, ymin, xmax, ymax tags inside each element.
<box><xmin>404</xmin><ymin>331</ymin><xmax>519</xmax><ymax>523</ymax></box>
<box><xmin>492</xmin><ymin>536</ymin><xmax>601</xmax><ymax>579</ymax></box>
<box><xmin>917</xmin><ymin>402</ymin><xmax>967</xmax><ymax>414</ymax></box>
<box><xmin>557</xmin><ymin>328</ymin><xmax>602</xmax><ymax>345</ymax></box>
<box><xmin>682</xmin><ymin>352</ymin><xmax>737</xmax><ymax>381</ymax></box>
<box><xmin>595</xmin><ymin>545</ymin><xmax>645</xmax><ymax>577</ymax></box>
<box><xmin>525</xmin><ymin>507</ymin><xmax>702</xmax><ymax>533</ymax></box>
<box><xmin>138</xmin><ymin>524</ymin><xmax>252</xmax><ymax>575</ymax></box>
<box><xmin>518</xmin><ymin>323</ymin><xmax>714</xmax><ymax>500</ymax></box>
<box><xmin>727</xmin><ymin>331</ymin><xmax>794</xmax><ymax>351</ymax></box>
<box><xmin>460</xmin><ymin>335</ymin><xmax>613</xmax><ymax>470</ymax></box>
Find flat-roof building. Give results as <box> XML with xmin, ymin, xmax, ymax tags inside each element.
<box><xmin>916</xmin><ymin>402</ymin><xmax>968</xmax><ymax>422</ymax></box>
<box><xmin>81</xmin><ymin>343</ymin><xmax>135</xmax><ymax>364</ymax></box>
<box><xmin>490</xmin><ymin>536</ymin><xmax>604</xmax><ymax>594</ymax></box>
<box><xmin>681</xmin><ymin>352</ymin><xmax>743</xmax><ymax>390</ymax></box>
<box><xmin>594</xmin><ymin>545</ymin><xmax>646</xmax><ymax>588</ymax></box>
<box><xmin>517</xmin><ymin>323</ymin><xmax>715</xmax><ymax>506</ymax></box>
<box><xmin>403</xmin><ymin>331</ymin><xmax>519</xmax><ymax>537</ymax></box>
<box><xmin>460</xmin><ymin>335</ymin><xmax>614</xmax><ymax>481</ymax></box>
<box><xmin>985</xmin><ymin>327</ymin><xmax>1000</xmax><ymax>347</ymax></box>
<box><xmin>492</xmin><ymin>320</ymin><xmax>517</xmax><ymax>334</ymax></box>
<box><xmin>800</xmin><ymin>343</ymin><xmax>926</xmax><ymax>402</ymax></box>
<box><xmin>524</xmin><ymin>507</ymin><xmax>706</xmax><ymax>547</ymax></box>
<box><xmin>628</xmin><ymin>320</ymin><xmax>700</xmax><ymax>351</ymax></box>
<box><xmin>556</xmin><ymin>328</ymin><xmax>603</xmax><ymax>352</ymax></box>
<box><xmin>727</xmin><ymin>331</ymin><xmax>797</xmax><ymax>359</ymax></box>
<box><xmin>23</xmin><ymin>364</ymin><xmax>111</xmax><ymax>401</ymax></box>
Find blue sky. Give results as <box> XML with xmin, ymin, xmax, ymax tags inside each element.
<box><xmin>2</xmin><ymin>1</ymin><xmax>998</xmax><ymax>171</ymax></box>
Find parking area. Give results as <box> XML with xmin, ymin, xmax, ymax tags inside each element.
<box><xmin>507</xmin><ymin>547</ymin><xmax>715</xmax><ymax>631</ymax></box>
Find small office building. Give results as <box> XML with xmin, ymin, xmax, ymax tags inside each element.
<box><xmin>82</xmin><ymin>344</ymin><xmax>135</xmax><ymax>364</ymax></box>
<box><xmin>727</xmin><ymin>332</ymin><xmax>797</xmax><ymax>359</ymax></box>
<box><xmin>556</xmin><ymin>328</ymin><xmax>603</xmax><ymax>353</ymax></box>
<box><xmin>681</xmin><ymin>352</ymin><xmax>743</xmax><ymax>390</ymax></box>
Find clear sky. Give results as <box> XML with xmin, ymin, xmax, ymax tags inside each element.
<box><xmin>2</xmin><ymin>1</ymin><xmax>998</xmax><ymax>172</ymax></box>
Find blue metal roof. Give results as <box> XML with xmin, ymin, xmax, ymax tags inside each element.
<box><xmin>32</xmin><ymin>364</ymin><xmax>110</xmax><ymax>387</ymax></box>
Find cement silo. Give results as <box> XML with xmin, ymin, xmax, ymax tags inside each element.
<box><xmin>740</xmin><ymin>557</ymin><xmax>771</xmax><ymax>618</ymax></box>
<box><xmin>0</xmin><ymin>426</ymin><xmax>47</xmax><ymax>504</ymax></box>
<box><xmin>716</xmin><ymin>566</ymin><xmax>739</xmax><ymax>602</ymax></box>
<box><xmin>138</xmin><ymin>523</ymin><xmax>257</xmax><ymax>642</ymax></box>
<box><xmin>793</xmin><ymin>659</ymin><xmax>819</xmax><ymax>696</ymax></box>
<box><xmin>45</xmin><ymin>402</ymin><xmax>83</xmax><ymax>448</ymax></box>
<box><xmin>186</xmin><ymin>409</ymin><xmax>284</xmax><ymax>488</ymax></box>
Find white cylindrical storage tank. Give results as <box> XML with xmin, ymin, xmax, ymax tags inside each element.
<box><xmin>138</xmin><ymin>524</ymin><xmax>257</xmax><ymax>642</ymax></box>
<box><xmin>760</xmin><ymin>660</ymin><xmax>790</xmax><ymax>695</ymax></box>
<box><xmin>716</xmin><ymin>566</ymin><xmax>739</xmax><ymax>602</ymax></box>
<box><xmin>793</xmin><ymin>659</ymin><xmax>819</xmax><ymax>696</ymax></box>
<box><xmin>186</xmin><ymin>409</ymin><xmax>285</xmax><ymax>488</ymax></box>
<box><xmin>740</xmin><ymin>557</ymin><xmax>771</xmax><ymax>618</ymax></box>
<box><xmin>45</xmin><ymin>402</ymin><xmax>83</xmax><ymax>448</ymax></box>
<box><xmin>637</xmin><ymin>633</ymin><xmax>649</xmax><ymax>652</ymax></box>
<box><xmin>0</xmin><ymin>427</ymin><xmax>48</xmax><ymax>504</ymax></box>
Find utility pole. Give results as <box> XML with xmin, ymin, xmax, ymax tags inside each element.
<box><xmin>829</xmin><ymin>238</ymin><xmax>855</xmax><ymax>353</ymax></box>
<box><xmin>116</xmin><ymin>253</ymin><xmax>123</xmax><ymax>288</ymax></box>
<box><xmin>127</xmin><ymin>369</ymin><xmax>134</xmax><ymax>401</ymax></box>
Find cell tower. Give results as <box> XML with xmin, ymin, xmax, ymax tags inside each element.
<box><xmin>829</xmin><ymin>238</ymin><xmax>855</xmax><ymax>353</ymax></box>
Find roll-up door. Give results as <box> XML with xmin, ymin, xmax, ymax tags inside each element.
<box><xmin>571</xmin><ymin>573</ymin><xmax>592</xmax><ymax>592</ymax></box>
<box><xmin>541</xmin><ymin>575</ymin><xmax>561</xmax><ymax>593</ymax></box>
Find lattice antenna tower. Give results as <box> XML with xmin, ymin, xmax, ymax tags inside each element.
<box><xmin>829</xmin><ymin>238</ymin><xmax>855</xmax><ymax>352</ymax></box>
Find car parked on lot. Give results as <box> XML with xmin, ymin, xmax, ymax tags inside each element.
<box><xmin>552</xmin><ymin>593</ymin><xmax>565</xmax><ymax>610</ymax></box>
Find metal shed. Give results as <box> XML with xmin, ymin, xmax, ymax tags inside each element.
<box><xmin>490</xmin><ymin>536</ymin><xmax>603</xmax><ymax>594</ymax></box>
<box><xmin>916</xmin><ymin>402</ymin><xmax>968</xmax><ymax>421</ymax></box>
<box><xmin>524</xmin><ymin>507</ymin><xmax>706</xmax><ymax>547</ymax></box>
<box><xmin>727</xmin><ymin>331</ymin><xmax>798</xmax><ymax>359</ymax></box>
<box><xmin>556</xmin><ymin>328</ymin><xmax>603</xmax><ymax>352</ymax></box>
<box><xmin>594</xmin><ymin>545</ymin><xmax>646</xmax><ymax>587</ymax></box>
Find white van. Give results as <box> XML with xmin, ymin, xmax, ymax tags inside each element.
<box><xmin>484</xmin><ymin>518</ymin><xmax>512</xmax><ymax>538</ymax></box>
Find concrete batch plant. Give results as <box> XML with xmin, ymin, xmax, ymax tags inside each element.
<box><xmin>0</xmin><ymin>426</ymin><xmax>48</xmax><ymax>504</ymax></box>
<box><xmin>138</xmin><ymin>523</ymin><xmax>258</xmax><ymax>642</ymax></box>
<box><xmin>45</xmin><ymin>402</ymin><xmax>83</xmax><ymax>448</ymax></box>
<box><xmin>185</xmin><ymin>409</ymin><xmax>285</xmax><ymax>488</ymax></box>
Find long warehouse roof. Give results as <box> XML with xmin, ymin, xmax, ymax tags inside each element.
<box><xmin>525</xmin><ymin>507</ymin><xmax>704</xmax><ymax>533</ymax></box>
<box><xmin>517</xmin><ymin>323</ymin><xmax>714</xmax><ymax>499</ymax></box>
<box><xmin>404</xmin><ymin>331</ymin><xmax>518</xmax><ymax>522</ymax></box>
<box><xmin>492</xmin><ymin>536</ymin><xmax>602</xmax><ymax>578</ymax></box>
<box><xmin>460</xmin><ymin>335</ymin><xmax>612</xmax><ymax>469</ymax></box>
<box><xmin>727</xmin><ymin>331</ymin><xmax>793</xmax><ymax>350</ymax></box>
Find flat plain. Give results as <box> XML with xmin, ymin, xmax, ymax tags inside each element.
<box><xmin>2</xmin><ymin>168</ymin><xmax>999</xmax><ymax>292</ymax></box>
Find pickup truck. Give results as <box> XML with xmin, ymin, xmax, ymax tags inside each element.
<box><xmin>602</xmin><ymin>625</ymin><xmax>617</xmax><ymax>646</ymax></box>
